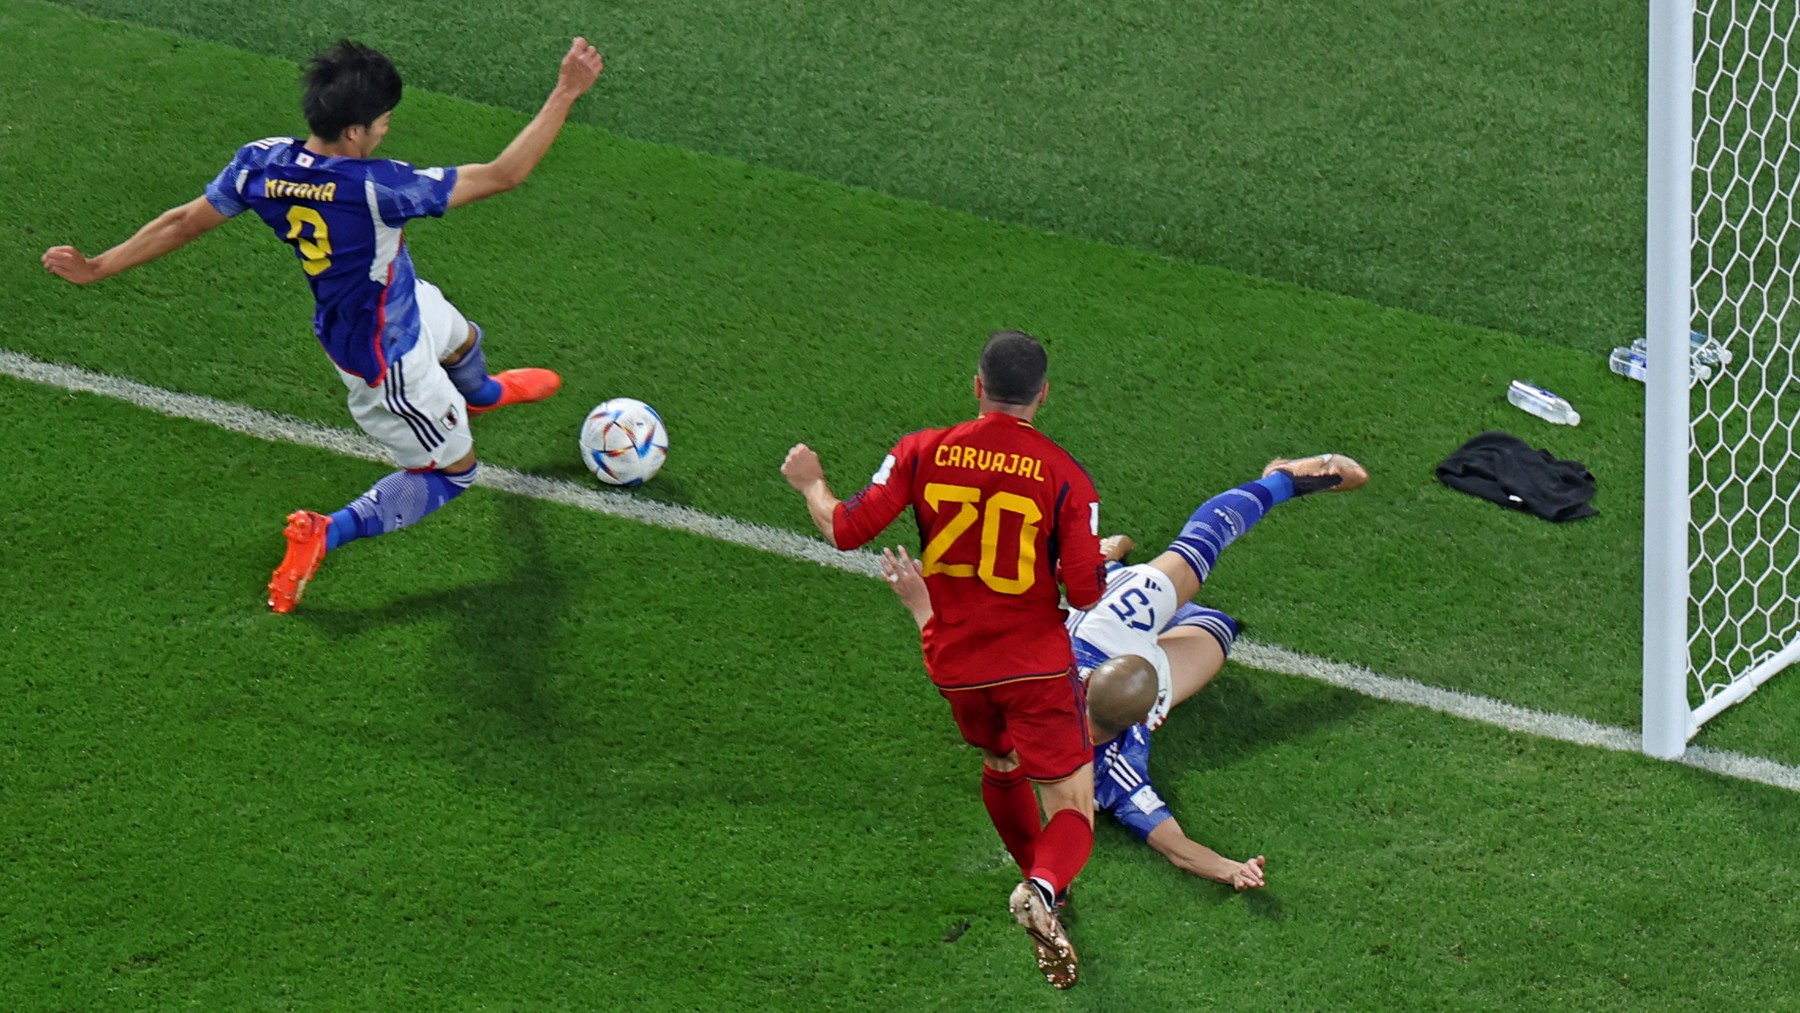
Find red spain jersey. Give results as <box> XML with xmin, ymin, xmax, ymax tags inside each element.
<box><xmin>833</xmin><ymin>412</ymin><xmax>1106</xmax><ymax>688</ymax></box>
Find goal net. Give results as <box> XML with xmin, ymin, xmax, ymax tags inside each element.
<box><xmin>1645</xmin><ymin>0</ymin><xmax>1800</xmax><ymax>757</ymax></box>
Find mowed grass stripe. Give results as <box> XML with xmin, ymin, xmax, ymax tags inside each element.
<box><xmin>4</xmin><ymin>0</ymin><xmax>1674</xmax><ymax>745</ymax></box>
<box><xmin>9</xmin><ymin>346</ymin><xmax>1798</xmax><ymax>795</ymax></box>
<box><xmin>13</xmin><ymin>9</ymin><xmax>1800</xmax><ymax>1010</ymax></box>
<box><xmin>44</xmin><ymin>0</ymin><xmax>1644</xmax><ymax>354</ymax></box>
<box><xmin>22</xmin><ymin>3</ymin><xmax>1800</xmax><ymax>767</ymax></box>
<box><xmin>0</xmin><ymin>349</ymin><xmax>871</xmax><ymax>579</ymax></box>
<box><xmin>8</xmin><ymin>373</ymin><xmax>1800</xmax><ymax>1010</ymax></box>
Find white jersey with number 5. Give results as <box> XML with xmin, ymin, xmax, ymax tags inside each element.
<box><xmin>1065</xmin><ymin>564</ymin><xmax>1179</xmax><ymax>730</ymax></box>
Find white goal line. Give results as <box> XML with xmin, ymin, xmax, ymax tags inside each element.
<box><xmin>4</xmin><ymin>347</ymin><xmax>1797</xmax><ymax>795</ymax></box>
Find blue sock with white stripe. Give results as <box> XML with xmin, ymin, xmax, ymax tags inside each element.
<box><xmin>326</xmin><ymin>464</ymin><xmax>479</xmax><ymax>551</ymax></box>
<box><xmin>1173</xmin><ymin>604</ymin><xmax>1241</xmax><ymax>656</ymax></box>
<box><xmin>1166</xmin><ymin>474</ymin><xmax>1292</xmax><ymax>585</ymax></box>
<box><xmin>443</xmin><ymin>323</ymin><xmax>503</xmax><ymax>408</ymax></box>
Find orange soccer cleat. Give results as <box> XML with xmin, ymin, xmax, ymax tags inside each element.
<box><xmin>1262</xmin><ymin>452</ymin><xmax>1369</xmax><ymax>496</ymax></box>
<box><xmin>466</xmin><ymin>368</ymin><xmax>563</xmax><ymax>416</ymax></box>
<box><xmin>1009</xmin><ymin>881</ymin><xmax>1079</xmax><ymax>989</ymax></box>
<box><xmin>267</xmin><ymin>510</ymin><xmax>329</xmax><ymax>614</ymax></box>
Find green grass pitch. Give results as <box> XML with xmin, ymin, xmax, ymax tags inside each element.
<box><xmin>5</xmin><ymin>0</ymin><xmax>1800</xmax><ymax>1007</ymax></box>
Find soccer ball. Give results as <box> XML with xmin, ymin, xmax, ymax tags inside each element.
<box><xmin>579</xmin><ymin>398</ymin><xmax>668</xmax><ymax>486</ymax></box>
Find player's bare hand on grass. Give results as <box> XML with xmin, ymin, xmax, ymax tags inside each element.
<box><xmin>781</xmin><ymin>443</ymin><xmax>824</xmax><ymax>490</ymax></box>
<box><xmin>1227</xmin><ymin>855</ymin><xmax>1267</xmax><ymax>891</ymax></box>
<box><xmin>42</xmin><ymin>246</ymin><xmax>102</xmax><ymax>285</ymax></box>
<box><xmin>558</xmin><ymin>37</ymin><xmax>604</xmax><ymax>95</ymax></box>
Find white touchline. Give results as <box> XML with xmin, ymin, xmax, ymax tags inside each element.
<box><xmin>5</xmin><ymin>347</ymin><xmax>1798</xmax><ymax>794</ymax></box>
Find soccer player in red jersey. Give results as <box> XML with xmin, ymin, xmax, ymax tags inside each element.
<box><xmin>781</xmin><ymin>330</ymin><xmax>1106</xmax><ymax>989</ymax></box>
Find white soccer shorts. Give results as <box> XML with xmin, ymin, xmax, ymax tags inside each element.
<box><xmin>338</xmin><ymin>279</ymin><xmax>474</xmax><ymax>471</ymax></box>
<box><xmin>1066</xmin><ymin>564</ymin><xmax>1179</xmax><ymax>731</ymax></box>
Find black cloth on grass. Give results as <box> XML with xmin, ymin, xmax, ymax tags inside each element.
<box><xmin>1435</xmin><ymin>431</ymin><xmax>1598</xmax><ymax>522</ymax></box>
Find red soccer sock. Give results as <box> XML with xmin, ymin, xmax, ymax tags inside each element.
<box><xmin>1026</xmin><ymin>808</ymin><xmax>1094</xmax><ymax>896</ymax></box>
<box><xmin>981</xmin><ymin>766</ymin><xmax>1042</xmax><ymax>875</ymax></box>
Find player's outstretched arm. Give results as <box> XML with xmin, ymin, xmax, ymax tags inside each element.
<box><xmin>1145</xmin><ymin>818</ymin><xmax>1267</xmax><ymax>890</ymax></box>
<box><xmin>42</xmin><ymin>196</ymin><xmax>229</xmax><ymax>285</ymax></box>
<box><xmin>880</xmin><ymin>546</ymin><xmax>932</xmax><ymax>629</ymax></box>
<box><xmin>449</xmin><ymin>37</ymin><xmax>603</xmax><ymax>209</ymax></box>
<box><xmin>781</xmin><ymin>443</ymin><xmax>844</xmax><ymax>546</ymax></box>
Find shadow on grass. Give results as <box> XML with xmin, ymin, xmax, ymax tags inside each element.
<box><xmin>295</xmin><ymin>494</ymin><xmax>577</xmax><ymax>759</ymax></box>
<box><xmin>1163</xmin><ymin>663</ymin><xmax>1372</xmax><ymax>774</ymax></box>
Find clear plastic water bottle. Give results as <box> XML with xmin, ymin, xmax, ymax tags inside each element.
<box><xmin>1630</xmin><ymin>330</ymin><xmax>1733</xmax><ymax>368</ymax></box>
<box><xmin>1608</xmin><ymin>346</ymin><xmax>1645</xmax><ymax>380</ymax></box>
<box><xmin>1507</xmin><ymin>380</ymin><xmax>1580</xmax><ymax>425</ymax></box>
<box><xmin>1609</xmin><ymin>345</ymin><xmax>1713</xmax><ymax>385</ymax></box>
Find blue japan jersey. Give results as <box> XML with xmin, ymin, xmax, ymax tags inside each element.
<box><xmin>1093</xmin><ymin>724</ymin><xmax>1172</xmax><ymax>840</ymax></box>
<box><xmin>204</xmin><ymin>137</ymin><xmax>458</xmax><ymax>384</ymax></box>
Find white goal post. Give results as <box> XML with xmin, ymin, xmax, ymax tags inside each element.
<box><xmin>1644</xmin><ymin>0</ymin><xmax>1800</xmax><ymax>758</ymax></box>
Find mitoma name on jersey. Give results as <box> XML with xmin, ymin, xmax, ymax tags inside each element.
<box><xmin>263</xmin><ymin>180</ymin><xmax>338</xmax><ymax>202</ymax></box>
<box><xmin>934</xmin><ymin>444</ymin><xmax>1045</xmax><ymax>481</ymax></box>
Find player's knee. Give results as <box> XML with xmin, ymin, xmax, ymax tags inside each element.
<box><xmin>1035</xmin><ymin>771</ymin><xmax>1096</xmax><ymax>821</ymax></box>
<box><xmin>1176</xmin><ymin>605</ymin><xmax>1240</xmax><ymax>656</ymax></box>
<box><xmin>442</xmin><ymin>459</ymin><xmax>480</xmax><ymax>489</ymax></box>
<box><xmin>1071</xmin><ymin>792</ymin><xmax>1096</xmax><ymax>824</ymax></box>
<box><xmin>443</xmin><ymin>321</ymin><xmax>480</xmax><ymax>364</ymax></box>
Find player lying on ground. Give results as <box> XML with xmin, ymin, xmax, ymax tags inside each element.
<box><xmin>782</xmin><ymin>331</ymin><xmax>1106</xmax><ymax>989</ymax></box>
<box><xmin>43</xmin><ymin>38</ymin><xmax>604</xmax><ymax>613</ymax></box>
<box><xmin>879</xmin><ymin>453</ymin><xmax>1369</xmax><ymax>891</ymax></box>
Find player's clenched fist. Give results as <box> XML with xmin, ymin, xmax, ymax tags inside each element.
<box><xmin>781</xmin><ymin>443</ymin><xmax>824</xmax><ymax>490</ymax></box>
<box><xmin>558</xmin><ymin>37</ymin><xmax>604</xmax><ymax>95</ymax></box>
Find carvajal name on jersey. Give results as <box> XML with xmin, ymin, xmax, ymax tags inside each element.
<box><xmin>933</xmin><ymin>444</ymin><xmax>1044</xmax><ymax>481</ymax></box>
<box><xmin>264</xmin><ymin>179</ymin><xmax>338</xmax><ymax>202</ymax></box>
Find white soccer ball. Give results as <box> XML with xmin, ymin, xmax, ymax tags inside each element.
<box><xmin>579</xmin><ymin>398</ymin><xmax>668</xmax><ymax>486</ymax></box>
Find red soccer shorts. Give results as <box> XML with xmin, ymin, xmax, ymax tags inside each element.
<box><xmin>938</xmin><ymin>666</ymin><xmax>1091</xmax><ymax>782</ymax></box>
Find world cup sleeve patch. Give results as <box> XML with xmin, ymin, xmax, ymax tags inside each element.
<box><xmin>1129</xmin><ymin>785</ymin><xmax>1163</xmax><ymax>813</ymax></box>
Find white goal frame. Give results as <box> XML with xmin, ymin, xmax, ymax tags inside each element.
<box><xmin>1644</xmin><ymin>0</ymin><xmax>1800</xmax><ymax>757</ymax></box>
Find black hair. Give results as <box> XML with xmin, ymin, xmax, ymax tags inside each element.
<box><xmin>301</xmin><ymin>40</ymin><xmax>403</xmax><ymax>142</ymax></box>
<box><xmin>979</xmin><ymin>330</ymin><xmax>1049</xmax><ymax>405</ymax></box>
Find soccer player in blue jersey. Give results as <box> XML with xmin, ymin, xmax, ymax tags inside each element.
<box><xmin>881</xmin><ymin>452</ymin><xmax>1368</xmax><ymax>890</ymax></box>
<box><xmin>42</xmin><ymin>37</ymin><xmax>605</xmax><ymax>613</ymax></box>
<box><xmin>1083</xmin><ymin>653</ymin><xmax>1267</xmax><ymax>890</ymax></box>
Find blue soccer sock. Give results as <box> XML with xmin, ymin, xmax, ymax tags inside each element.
<box><xmin>1173</xmin><ymin>604</ymin><xmax>1242</xmax><ymax>656</ymax></box>
<box><xmin>443</xmin><ymin>322</ymin><xmax>503</xmax><ymax>408</ymax></box>
<box><xmin>1166</xmin><ymin>474</ymin><xmax>1293</xmax><ymax>584</ymax></box>
<box><xmin>325</xmin><ymin>464</ymin><xmax>480</xmax><ymax>551</ymax></box>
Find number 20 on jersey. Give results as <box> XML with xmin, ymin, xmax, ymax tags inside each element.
<box><xmin>920</xmin><ymin>482</ymin><xmax>1042</xmax><ymax>595</ymax></box>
